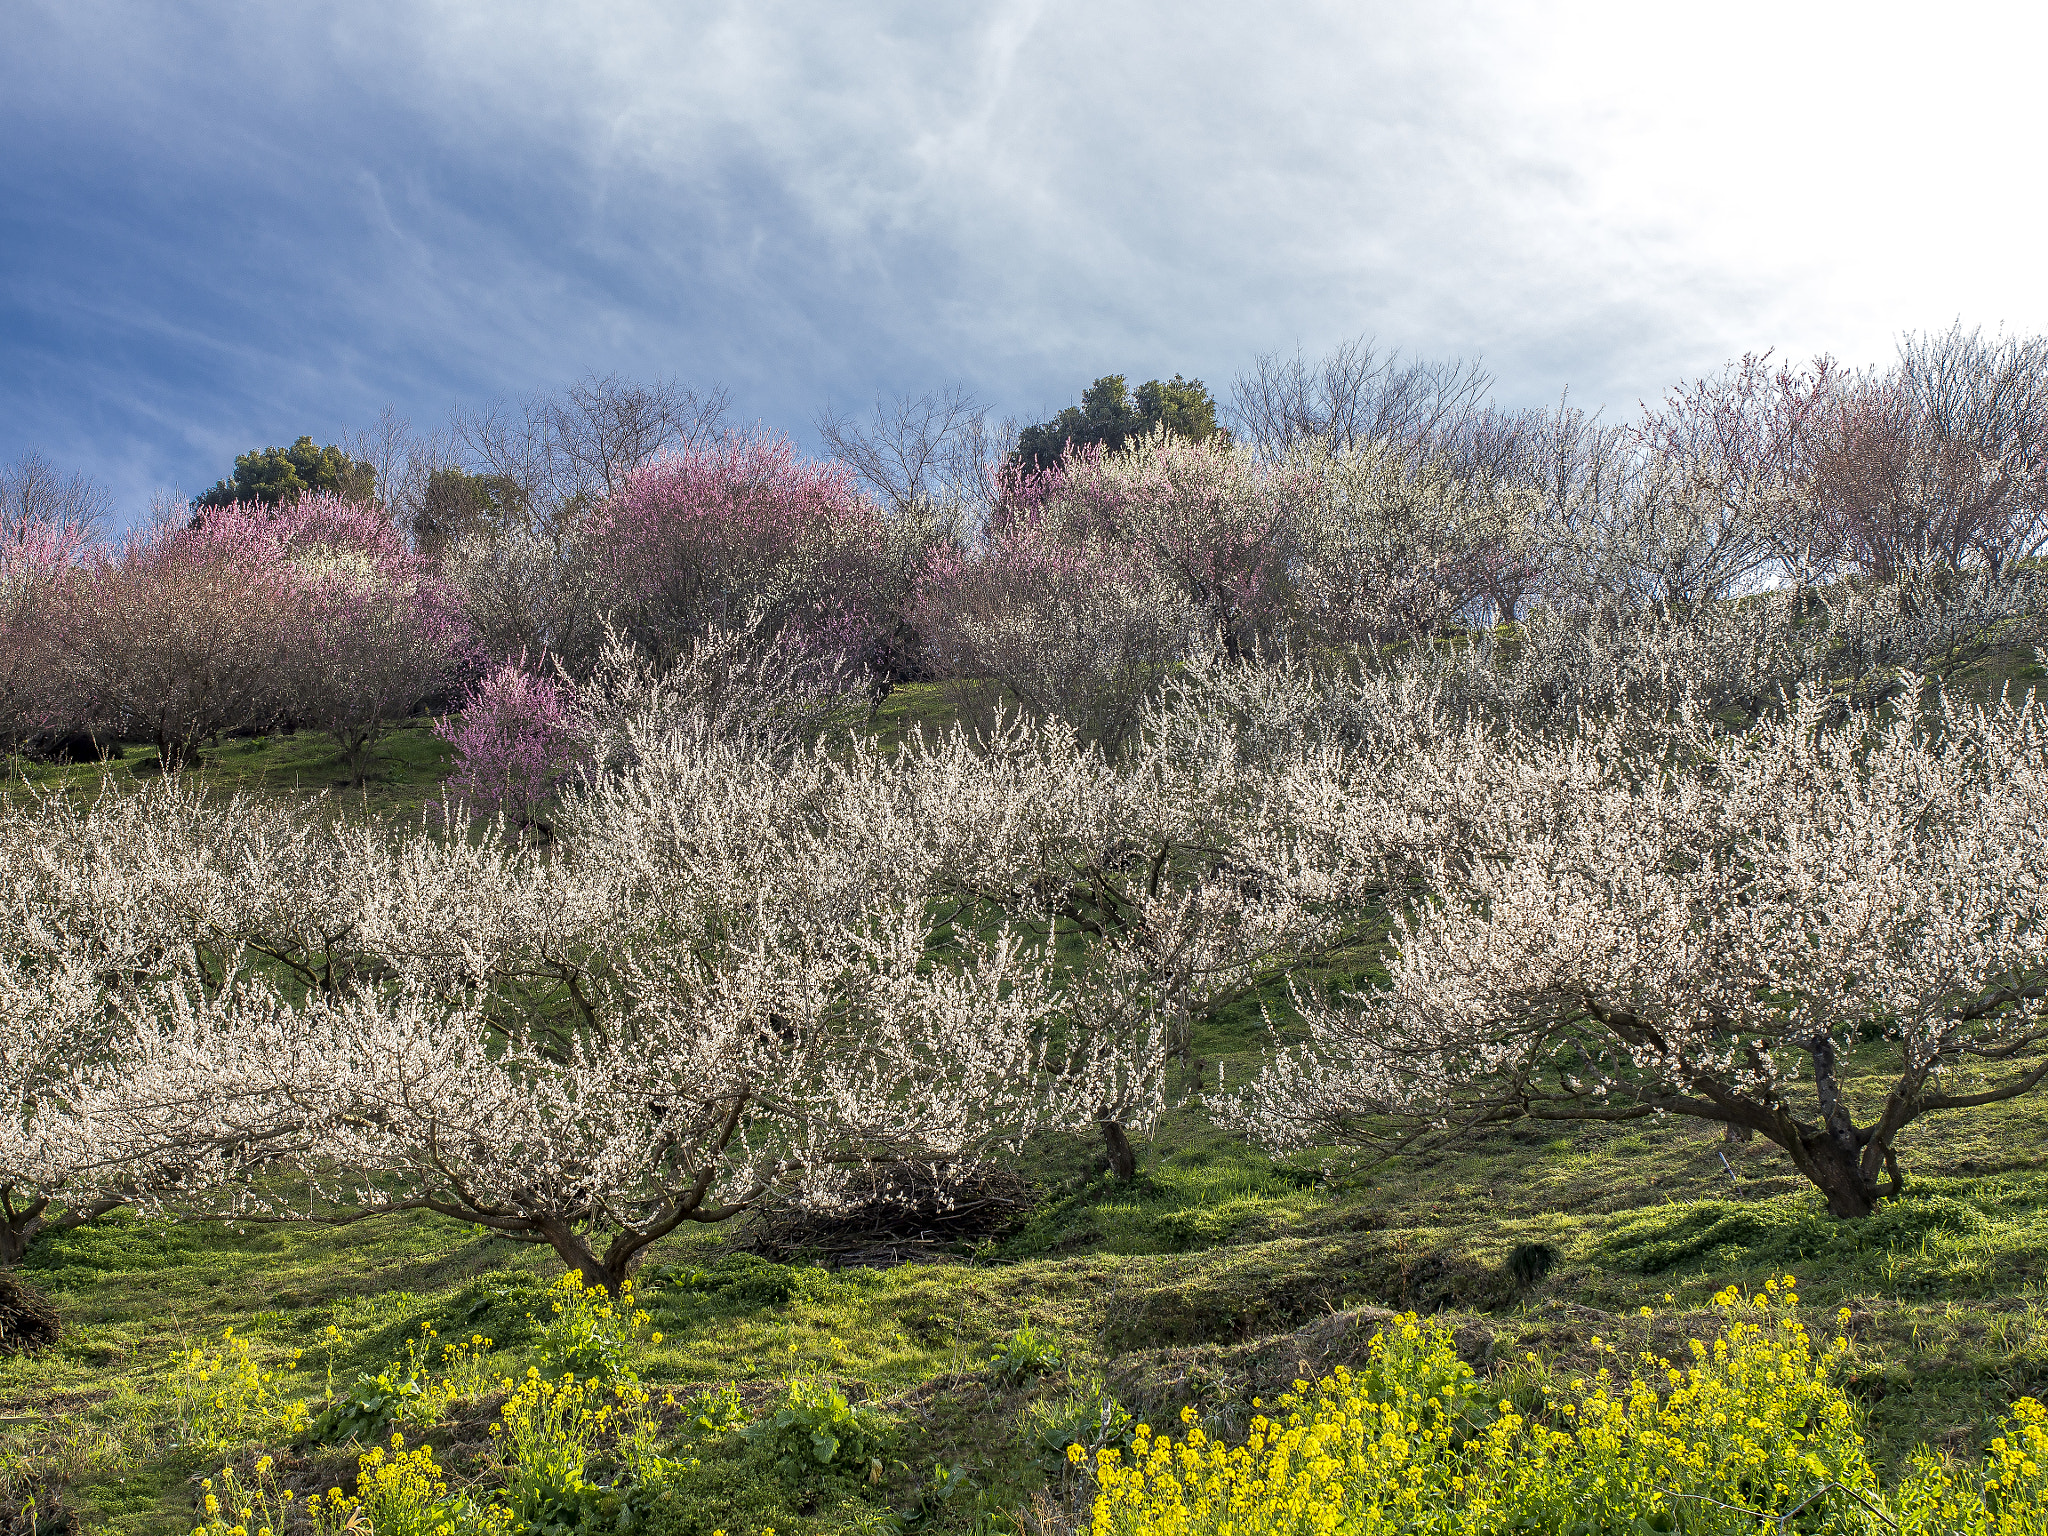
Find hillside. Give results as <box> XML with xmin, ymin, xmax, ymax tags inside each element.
<box><xmin>4</xmin><ymin>663</ymin><xmax>2047</xmax><ymax>1535</ymax></box>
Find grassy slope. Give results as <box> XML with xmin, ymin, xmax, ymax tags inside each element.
<box><xmin>3</xmin><ymin>719</ymin><xmax>460</xmax><ymax>821</ymax></box>
<box><xmin>4</xmin><ymin>663</ymin><xmax>2047</xmax><ymax>1533</ymax></box>
<box><xmin>10</xmin><ymin>1006</ymin><xmax>2046</xmax><ymax>1534</ymax></box>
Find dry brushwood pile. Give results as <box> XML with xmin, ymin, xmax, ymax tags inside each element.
<box><xmin>742</xmin><ymin>1162</ymin><xmax>1041</xmax><ymax>1266</ymax></box>
<box><xmin>0</xmin><ymin>1273</ymin><xmax>59</xmax><ymax>1355</ymax></box>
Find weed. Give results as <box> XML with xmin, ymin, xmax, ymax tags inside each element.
<box><xmin>988</xmin><ymin>1326</ymin><xmax>1065</xmax><ymax>1388</ymax></box>
<box><xmin>168</xmin><ymin>1328</ymin><xmax>310</xmax><ymax>1451</ymax></box>
<box><xmin>1021</xmin><ymin>1377</ymin><xmax>1135</xmax><ymax>1471</ymax></box>
<box><xmin>1506</xmin><ymin>1240</ymin><xmax>1559</xmax><ymax>1286</ymax></box>
<box><xmin>530</xmin><ymin>1273</ymin><xmax>658</xmax><ymax>1385</ymax></box>
<box><xmin>740</xmin><ymin>1378</ymin><xmax>893</xmax><ymax>1482</ymax></box>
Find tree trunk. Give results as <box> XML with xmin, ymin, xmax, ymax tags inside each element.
<box><xmin>536</xmin><ymin>1218</ymin><xmax>624</xmax><ymax>1294</ymax></box>
<box><xmin>1803</xmin><ymin>1136</ymin><xmax>1880</xmax><ymax>1218</ymax></box>
<box><xmin>157</xmin><ymin>730</ymin><xmax>199</xmax><ymax>773</ymax></box>
<box><xmin>1803</xmin><ymin>1032</ymin><xmax>1881</xmax><ymax>1216</ymax></box>
<box><xmin>0</xmin><ymin>1217</ymin><xmax>38</xmax><ymax>1269</ymax></box>
<box><xmin>1099</xmin><ymin>1116</ymin><xmax>1138</xmax><ymax>1183</ymax></box>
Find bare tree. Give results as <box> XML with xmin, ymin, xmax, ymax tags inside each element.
<box><xmin>1634</xmin><ymin>352</ymin><xmax>1812</xmax><ymax>593</ymax></box>
<box><xmin>1794</xmin><ymin>326</ymin><xmax>2048</xmax><ymax>578</ymax></box>
<box><xmin>1231</xmin><ymin>336</ymin><xmax>1493</xmax><ymax>458</ymax></box>
<box><xmin>1900</xmin><ymin>324</ymin><xmax>2048</xmax><ymax>571</ymax></box>
<box><xmin>454</xmin><ymin>373</ymin><xmax>731</xmax><ymax>527</ymax></box>
<box><xmin>1</xmin><ymin>451</ymin><xmax>111</xmax><ymax>541</ymax></box>
<box><xmin>341</xmin><ymin>407</ymin><xmax>456</xmax><ymax>531</ymax></box>
<box><xmin>816</xmin><ymin>384</ymin><xmax>996</xmax><ymax>531</ymax></box>
<box><xmin>1453</xmin><ymin>398</ymin><xmax>1629</xmax><ymax>621</ymax></box>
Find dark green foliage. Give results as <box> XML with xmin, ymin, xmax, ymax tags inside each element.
<box><xmin>1021</xmin><ymin>1378</ymin><xmax>1134</xmax><ymax>1471</ymax></box>
<box><xmin>986</xmin><ymin>1324</ymin><xmax>1064</xmax><ymax>1387</ymax></box>
<box><xmin>308</xmin><ymin>1366</ymin><xmax>422</xmax><ymax>1445</ymax></box>
<box><xmin>193</xmin><ymin>436</ymin><xmax>376</xmax><ymax>509</ymax></box>
<box><xmin>521</xmin><ymin>1478</ymin><xmax>684</xmax><ymax>1536</ymax></box>
<box><xmin>1011</xmin><ymin>373</ymin><xmax>1225</xmax><ymax>474</ymax></box>
<box><xmin>414</xmin><ymin>467</ymin><xmax>530</xmax><ymax>551</ymax></box>
<box><xmin>1134</xmin><ymin>375</ymin><xmax>1221</xmax><ymax>443</ymax></box>
<box><xmin>1508</xmin><ymin>1241</ymin><xmax>1560</xmax><ymax>1286</ymax></box>
<box><xmin>312</xmin><ymin>1317</ymin><xmax>458</xmax><ymax>1443</ymax></box>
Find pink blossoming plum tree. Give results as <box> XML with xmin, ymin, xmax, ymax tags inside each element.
<box><xmin>54</xmin><ymin>510</ymin><xmax>302</xmax><ymax>770</ymax></box>
<box><xmin>589</xmin><ymin>433</ymin><xmax>896</xmax><ymax>675</ymax></box>
<box><xmin>228</xmin><ymin>493</ymin><xmax>464</xmax><ymax>780</ymax></box>
<box><xmin>437</xmin><ymin>662</ymin><xmax>583</xmax><ymax>829</ymax></box>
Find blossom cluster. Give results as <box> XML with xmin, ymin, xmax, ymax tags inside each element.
<box><xmin>1217</xmin><ymin>675</ymin><xmax>2048</xmax><ymax>1217</ymax></box>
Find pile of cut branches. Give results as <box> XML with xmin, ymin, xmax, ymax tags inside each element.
<box><xmin>743</xmin><ymin>1162</ymin><xmax>1038</xmax><ymax>1267</ymax></box>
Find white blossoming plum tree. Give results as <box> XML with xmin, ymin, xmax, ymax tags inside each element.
<box><xmin>0</xmin><ymin>953</ymin><xmax>296</xmax><ymax>1266</ymax></box>
<box><xmin>1223</xmin><ymin>686</ymin><xmax>2048</xmax><ymax>1216</ymax></box>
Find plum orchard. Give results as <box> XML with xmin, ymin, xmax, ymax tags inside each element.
<box><xmin>5</xmin><ymin>618</ymin><xmax>2048</xmax><ymax>1273</ymax></box>
<box><xmin>4</xmin><ymin>328</ymin><xmax>2048</xmax><ymax>1278</ymax></box>
<box><xmin>0</xmin><ymin>650</ymin><xmax>1336</xmax><ymax>1287</ymax></box>
<box><xmin>1223</xmin><ymin>680</ymin><xmax>2048</xmax><ymax>1216</ymax></box>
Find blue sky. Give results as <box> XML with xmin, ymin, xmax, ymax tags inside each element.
<box><xmin>6</xmin><ymin>0</ymin><xmax>2045</xmax><ymax>520</ymax></box>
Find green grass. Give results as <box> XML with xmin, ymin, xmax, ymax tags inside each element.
<box><xmin>3</xmin><ymin>719</ymin><xmax>459</xmax><ymax>821</ymax></box>
<box><xmin>8</xmin><ymin>993</ymin><xmax>2048</xmax><ymax>1533</ymax></box>
<box><xmin>866</xmin><ymin>681</ymin><xmax>966</xmax><ymax>753</ymax></box>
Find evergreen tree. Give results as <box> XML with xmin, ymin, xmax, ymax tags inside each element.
<box><xmin>193</xmin><ymin>436</ymin><xmax>376</xmax><ymax>509</ymax></box>
<box><xmin>1012</xmin><ymin>374</ymin><xmax>1224</xmax><ymax>474</ymax></box>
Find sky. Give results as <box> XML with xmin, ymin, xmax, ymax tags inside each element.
<box><xmin>5</xmin><ymin>0</ymin><xmax>2045</xmax><ymax>521</ymax></box>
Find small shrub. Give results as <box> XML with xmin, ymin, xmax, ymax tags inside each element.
<box><xmin>740</xmin><ymin>1378</ymin><xmax>892</xmax><ymax>1481</ymax></box>
<box><xmin>437</xmin><ymin>661</ymin><xmax>582</xmax><ymax>827</ymax></box>
<box><xmin>1506</xmin><ymin>1239</ymin><xmax>1558</xmax><ymax>1286</ymax></box>
<box><xmin>310</xmin><ymin>1365</ymin><xmax>423</xmax><ymax>1448</ymax></box>
<box><xmin>0</xmin><ymin>1273</ymin><xmax>59</xmax><ymax>1355</ymax></box>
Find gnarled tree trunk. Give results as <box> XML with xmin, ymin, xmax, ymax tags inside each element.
<box><xmin>1098</xmin><ymin>1114</ymin><xmax>1138</xmax><ymax>1183</ymax></box>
